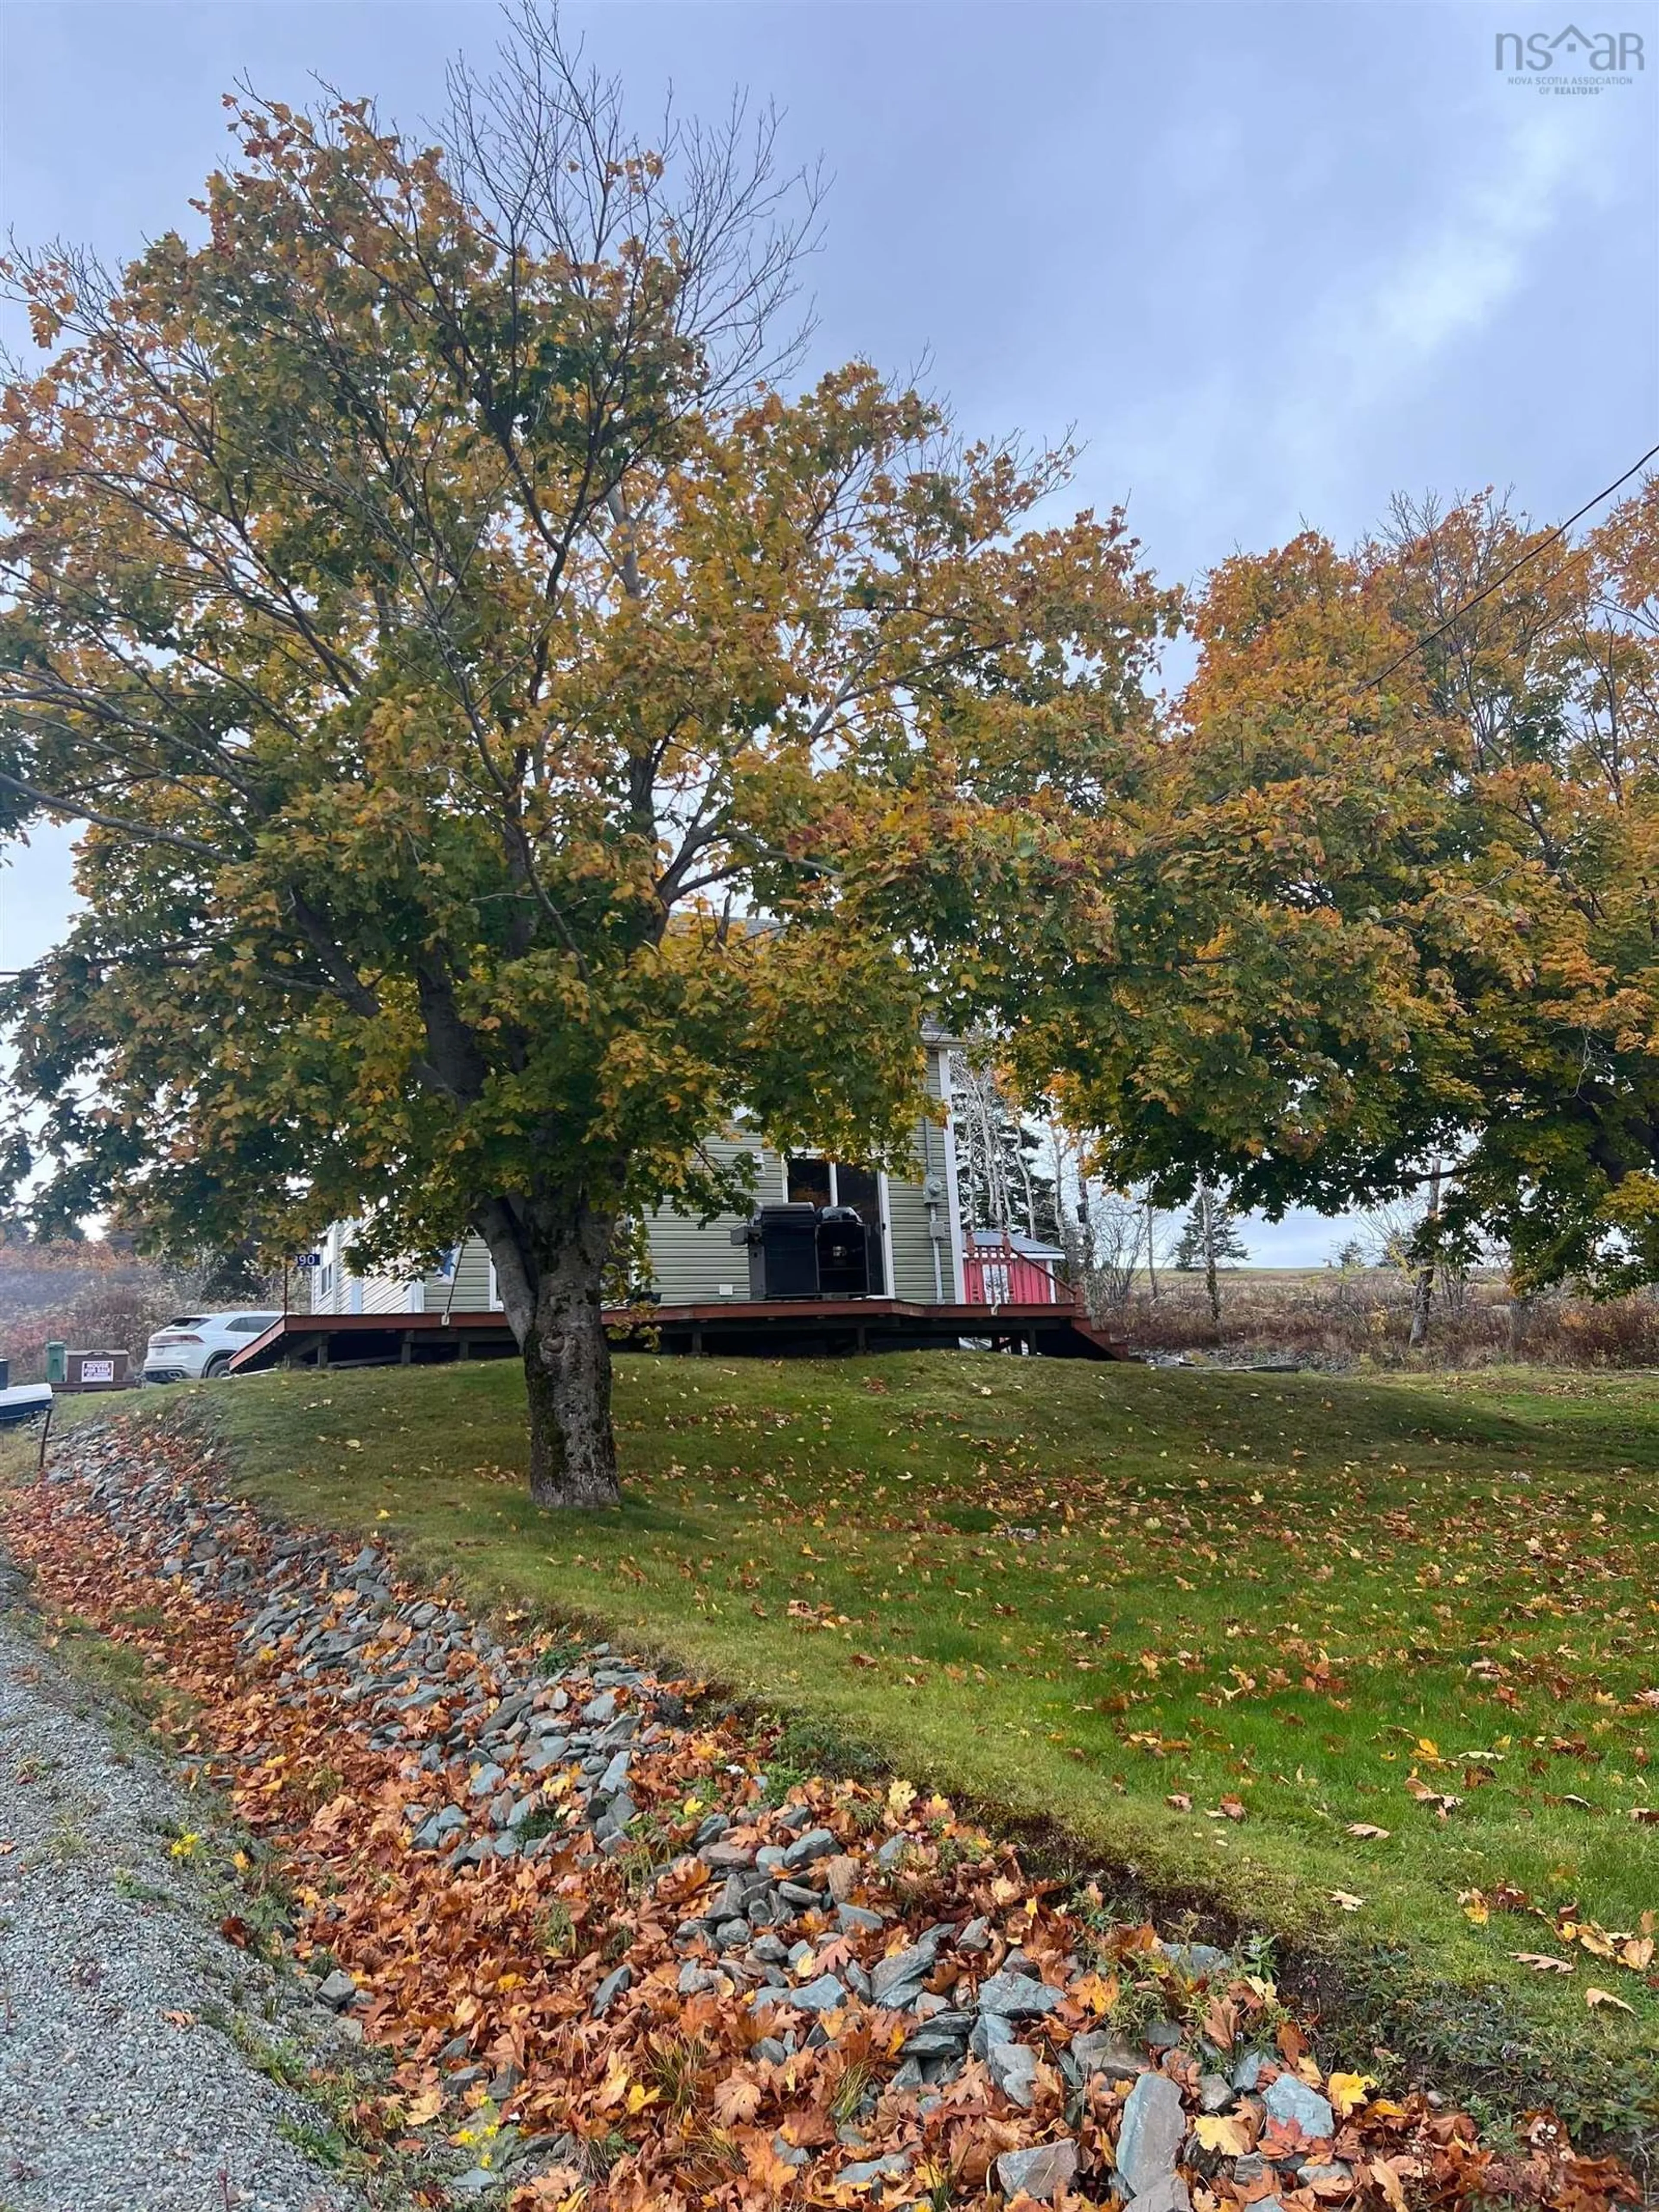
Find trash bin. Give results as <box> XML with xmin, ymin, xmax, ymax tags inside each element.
<box><xmin>0</xmin><ymin>1358</ymin><xmax>9</xmax><ymax>1391</ymax></box>
<box><xmin>44</xmin><ymin>1341</ymin><xmax>66</xmax><ymax>1386</ymax></box>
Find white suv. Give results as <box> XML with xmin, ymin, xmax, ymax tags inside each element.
<box><xmin>143</xmin><ymin>1310</ymin><xmax>281</xmax><ymax>1384</ymax></box>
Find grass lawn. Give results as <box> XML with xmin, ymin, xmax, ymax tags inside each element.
<box><xmin>71</xmin><ymin>1356</ymin><xmax>1659</xmax><ymax>2132</ymax></box>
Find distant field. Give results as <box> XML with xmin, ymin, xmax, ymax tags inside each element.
<box><xmin>53</xmin><ymin>1355</ymin><xmax>1659</xmax><ymax>2137</ymax></box>
<box><xmin>1111</xmin><ymin>1264</ymin><xmax>1659</xmax><ymax>1368</ymax></box>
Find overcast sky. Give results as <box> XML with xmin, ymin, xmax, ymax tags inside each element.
<box><xmin>2</xmin><ymin>0</ymin><xmax>1656</xmax><ymax>1260</ymax></box>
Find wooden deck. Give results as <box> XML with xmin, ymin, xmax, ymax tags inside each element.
<box><xmin>227</xmin><ymin>1298</ymin><xmax>1125</xmax><ymax>1375</ymax></box>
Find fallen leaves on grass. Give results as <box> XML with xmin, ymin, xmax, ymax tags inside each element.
<box><xmin>3</xmin><ymin>1417</ymin><xmax>1646</xmax><ymax>2212</ymax></box>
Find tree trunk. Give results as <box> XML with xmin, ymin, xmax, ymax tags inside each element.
<box><xmin>1145</xmin><ymin>1200</ymin><xmax>1158</xmax><ymax>1302</ymax></box>
<box><xmin>480</xmin><ymin>1198</ymin><xmax>621</xmax><ymax>1509</ymax></box>
<box><xmin>1202</xmin><ymin>1187</ymin><xmax>1222</xmax><ymax>1332</ymax></box>
<box><xmin>1408</xmin><ymin>1161</ymin><xmax>1443</xmax><ymax>1351</ymax></box>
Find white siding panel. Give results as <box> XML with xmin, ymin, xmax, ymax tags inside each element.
<box><xmin>424</xmin><ymin>1239</ymin><xmax>498</xmax><ymax>1311</ymax></box>
<box><xmin>359</xmin><ymin>1270</ymin><xmax>419</xmax><ymax>1315</ymax></box>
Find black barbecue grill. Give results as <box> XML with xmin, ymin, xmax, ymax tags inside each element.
<box><xmin>734</xmin><ymin>1203</ymin><xmax>882</xmax><ymax>1299</ymax></box>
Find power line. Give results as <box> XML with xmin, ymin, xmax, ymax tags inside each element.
<box><xmin>1357</xmin><ymin>437</ymin><xmax>1659</xmax><ymax>695</ymax></box>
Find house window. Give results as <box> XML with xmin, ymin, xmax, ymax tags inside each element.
<box><xmin>318</xmin><ymin>1262</ymin><xmax>334</xmax><ymax>1299</ymax></box>
<box><xmin>787</xmin><ymin>1156</ymin><xmax>833</xmax><ymax>1209</ymax></box>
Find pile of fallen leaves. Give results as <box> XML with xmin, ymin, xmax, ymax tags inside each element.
<box><xmin>0</xmin><ymin>1422</ymin><xmax>1643</xmax><ymax>2212</ymax></box>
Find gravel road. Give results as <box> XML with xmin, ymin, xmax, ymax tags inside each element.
<box><xmin>0</xmin><ymin>1562</ymin><xmax>368</xmax><ymax>2212</ymax></box>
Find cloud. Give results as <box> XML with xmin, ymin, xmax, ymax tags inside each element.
<box><xmin>1269</xmin><ymin>104</ymin><xmax>1615</xmax><ymax>500</ymax></box>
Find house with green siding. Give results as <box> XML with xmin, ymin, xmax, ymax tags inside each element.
<box><xmin>307</xmin><ymin>1030</ymin><xmax>967</xmax><ymax>1317</ymax></box>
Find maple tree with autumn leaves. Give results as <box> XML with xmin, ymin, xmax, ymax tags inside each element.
<box><xmin>1011</xmin><ymin>477</ymin><xmax>1659</xmax><ymax>1316</ymax></box>
<box><xmin>0</xmin><ymin>14</ymin><xmax>1170</xmax><ymax>1505</ymax></box>
<box><xmin>3</xmin><ymin>4</ymin><xmax>1659</xmax><ymax>1504</ymax></box>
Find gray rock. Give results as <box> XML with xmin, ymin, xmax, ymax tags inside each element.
<box><xmin>890</xmin><ymin>2058</ymin><xmax>924</xmax><ymax>2093</ymax></box>
<box><xmin>1262</xmin><ymin>2072</ymin><xmax>1334</xmax><ymax>2141</ymax></box>
<box><xmin>315</xmin><ymin>1968</ymin><xmax>360</xmax><ymax>2011</ymax></box>
<box><xmin>1069</xmin><ymin>2029</ymin><xmax>1145</xmax><ymax>2081</ymax></box>
<box><xmin>1160</xmin><ymin>1939</ymin><xmax>1231</xmax><ymax>1980</ymax></box>
<box><xmin>1297</xmin><ymin>2163</ymin><xmax>1351</xmax><ymax>2189</ymax></box>
<box><xmin>985</xmin><ymin>2039</ymin><xmax>1040</xmax><ymax>2107</ymax></box>
<box><xmin>678</xmin><ymin>1963</ymin><xmax>721</xmax><ymax>1995</ymax></box>
<box><xmin>781</xmin><ymin>1826</ymin><xmax>837</xmax><ymax>1871</ymax></box>
<box><xmin>412</xmin><ymin>1805</ymin><xmax>467</xmax><ymax>1850</ymax></box>
<box><xmin>594</xmin><ymin>1792</ymin><xmax>634</xmax><ymax>1840</ymax></box>
<box><xmin>595</xmin><ymin>1750</ymin><xmax>631</xmax><ymax>1798</ymax></box>
<box><xmin>591</xmin><ymin>1965</ymin><xmax>632</xmax><ymax>2017</ymax></box>
<box><xmin>581</xmin><ymin>1691</ymin><xmax>617</xmax><ymax>1724</ymax></box>
<box><xmin>1126</xmin><ymin>2180</ymin><xmax>1191</xmax><ymax>2212</ymax></box>
<box><xmin>771</xmin><ymin>2135</ymin><xmax>810</xmax><ymax>2169</ymax></box>
<box><xmin>871</xmin><ymin>1935</ymin><xmax>940</xmax><ymax>2008</ymax></box>
<box><xmin>1198</xmin><ymin>2071</ymin><xmax>1234</xmax><ymax>2113</ymax></box>
<box><xmin>901</xmin><ymin>2019</ymin><xmax>971</xmax><ymax>2061</ymax></box>
<box><xmin>449</xmin><ymin>2167</ymin><xmax>505</xmax><ymax>2197</ymax></box>
<box><xmin>1231</xmin><ymin>2049</ymin><xmax>1269</xmax><ymax>2093</ymax></box>
<box><xmin>970</xmin><ymin>2013</ymin><xmax>1014</xmax><ymax>2056</ymax></box>
<box><xmin>1116</xmin><ymin>2072</ymin><xmax>1185</xmax><ymax>2195</ymax></box>
<box><xmin>837</xmin><ymin>1902</ymin><xmax>884</xmax><ymax>1935</ymax></box>
<box><xmin>468</xmin><ymin>1761</ymin><xmax>506</xmax><ymax>1798</ymax></box>
<box><xmin>957</xmin><ymin>1915</ymin><xmax>992</xmax><ymax>1952</ymax></box>
<box><xmin>976</xmin><ymin>1970</ymin><xmax>1064</xmax><ymax>2018</ymax></box>
<box><xmin>790</xmin><ymin>1973</ymin><xmax>848</xmax><ymax>2014</ymax></box>
<box><xmin>994</xmin><ymin>2139</ymin><xmax>1077</xmax><ymax>2202</ymax></box>
<box><xmin>839</xmin><ymin>2152</ymin><xmax>911</xmax><ymax>2187</ymax></box>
